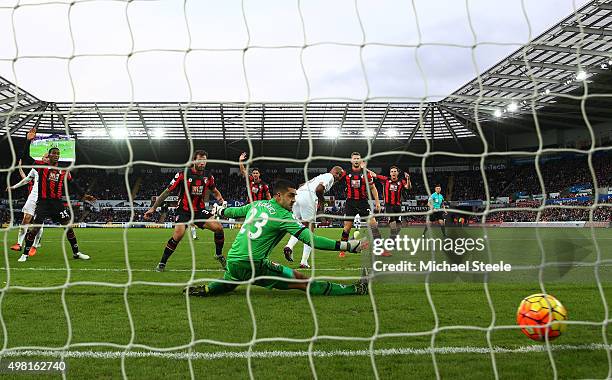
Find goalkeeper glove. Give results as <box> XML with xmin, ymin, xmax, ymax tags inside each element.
<box><xmin>283</xmin><ymin>247</ymin><xmax>294</xmax><ymax>262</ymax></box>
<box><xmin>339</xmin><ymin>239</ymin><xmax>366</xmax><ymax>253</ymax></box>
<box><xmin>212</xmin><ymin>201</ymin><xmax>228</xmax><ymax>219</ymax></box>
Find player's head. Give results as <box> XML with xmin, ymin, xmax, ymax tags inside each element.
<box><xmin>434</xmin><ymin>184</ymin><xmax>442</xmax><ymax>193</ymax></box>
<box><xmin>41</xmin><ymin>152</ymin><xmax>50</xmax><ymax>164</ymax></box>
<box><xmin>251</xmin><ymin>168</ymin><xmax>261</xmax><ymax>181</ymax></box>
<box><xmin>192</xmin><ymin>150</ymin><xmax>207</xmax><ymax>171</ymax></box>
<box><xmin>390</xmin><ymin>165</ymin><xmax>399</xmax><ymax>179</ymax></box>
<box><xmin>48</xmin><ymin>147</ymin><xmax>60</xmax><ymax>164</ymax></box>
<box><xmin>273</xmin><ymin>179</ymin><xmax>297</xmax><ymax>211</ymax></box>
<box><xmin>350</xmin><ymin>152</ymin><xmax>362</xmax><ymax>169</ymax></box>
<box><xmin>330</xmin><ymin>166</ymin><xmax>344</xmax><ymax>182</ymax></box>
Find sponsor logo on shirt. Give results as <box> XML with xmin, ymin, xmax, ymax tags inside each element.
<box><xmin>49</xmin><ymin>171</ymin><xmax>60</xmax><ymax>182</ymax></box>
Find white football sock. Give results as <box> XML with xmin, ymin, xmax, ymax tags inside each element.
<box><xmin>286</xmin><ymin>235</ymin><xmax>299</xmax><ymax>250</ymax></box>
<box><xmin>17</xmin><ymin>226</ymin><xmax>27</xmax><ymax>246</ymax></box>
<box><xmin>33</xmin><ymin>225</ymin><xmax>44</xmax><ymax>248</ymax></box>
<box><xmin>300</xmin><ymin>244</ymin><xmax>312</xmax><ymax>266</ymax></box>
<box><xmin>191</xmin><ymin>226</ymin><xmax>197</xmax><ymax>239</ymax></box>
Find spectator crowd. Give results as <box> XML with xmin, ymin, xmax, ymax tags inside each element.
<box><xmin>1</xmin><ymin>152</ymin><xmax>611</xmax><ymax>225</ymax></box>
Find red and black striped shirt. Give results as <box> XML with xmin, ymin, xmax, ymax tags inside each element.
<box><xmin>247</xmin><ymin>175</ymin><xmax>270</xmax><ymax>203</ymax></box>
<box><xmin>345</xmin><ymin>169</ymin><xmax>374</xmax><ymax>201</ymax></box>
<box><xmin>35</xmin><ymin>160</ymin><xmax>72</xmax><ymax>201</ymax></box>
<box><xmin>376</xmin><ymin>175</ymin><xmax>407</xmax><ymax>206</ymax></box>
<box><xmin>167</xmin><ymin>168</ymin><xmax>216</xmax><ymax>212</ymax></box>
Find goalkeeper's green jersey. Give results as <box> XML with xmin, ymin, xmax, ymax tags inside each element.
<box><xmin>222</xmin><ymin>199</ymin><xmax>338</xmax><ymax>262</ymax></box>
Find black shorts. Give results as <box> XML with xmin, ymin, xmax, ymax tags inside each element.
<box><xmin>430</xmin><ymin>210</ymin><xmax>445</xmax><ymax>222</ymax></box>
<box><xmin>385</xmin><ymin>204</ymin><xmax>402</xmax><ymax>223</ymax></box>
<box><xmin>344</xmin><ymin>199</ymin><xmax>371</xmax><ymax>218</ymax></box>
<box><xmin>175</xmin><ymin>209</ymin><xmax>213</xmax><ymax>228</ymax></box>
<box><xmin>34</xmin><ymin>200</ymin><xmax>71</xmax><ymax>224</ymax></box>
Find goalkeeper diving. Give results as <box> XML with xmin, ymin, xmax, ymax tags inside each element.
<box><xmin>184</xmin><ymin>179</ymin><xmax>369</xmax><ymax>297</ymax></box>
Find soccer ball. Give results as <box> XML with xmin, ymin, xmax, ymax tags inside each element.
<box><xmin>516</xmin><ymin>293</ymin><xmax>568</xmax><ymax>341</ymax></box>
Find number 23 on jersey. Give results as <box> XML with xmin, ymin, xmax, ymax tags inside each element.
<box><xmin>239</xmin><ymin>208</ymin><xmax>269</xmax><ymax>239</ymax></box>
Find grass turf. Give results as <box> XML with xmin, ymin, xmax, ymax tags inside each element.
<box><xmin>0</xmin><ymin>226</ymin><xmax>610</xmax><ymax>379</ymax></box>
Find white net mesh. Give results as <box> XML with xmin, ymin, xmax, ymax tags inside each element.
<box><xmin>0</xmin><ymin>0</ymin><xmax>611</xmax><ymax>379</ymax></box>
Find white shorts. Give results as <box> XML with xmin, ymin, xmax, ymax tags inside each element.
<box><xmin>292</xmin><ymin>191</ymin><xmax>317</xmax><ymax>222</ymax></box>
<box><xmin>22</xmin><ymin>197</ymin><xmax>37</xmax><ymax>216</ymax></box>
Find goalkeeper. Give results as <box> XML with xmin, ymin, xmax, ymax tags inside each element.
<box><xmin>185</xmin><ymin>179</ymin><xmax>369</xmax><ymax>297</ymax></box>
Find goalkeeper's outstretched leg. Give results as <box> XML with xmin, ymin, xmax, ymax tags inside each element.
<box><xmin>185</xmin><ymin>260</ymin><xmax>369</xmax><ymax>297</ymax></box>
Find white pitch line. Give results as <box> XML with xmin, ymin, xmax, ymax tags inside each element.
<box><xmin>1</xmin><ymin>263</ymin><xmax>610</xmax><ymax>274</ymax></box>
<box><xmin>0</xmin><ymin>267</ymin><xmax>362</xmax><ymax>273</ymax></box>
<box><xmin>14</xmin><ymin>237</ymin><xmax>612</xmax><ymax>243</ymax></box>
<box><xmin>0</xmin><ymin>344</ymin><xmax>609</xmax><ymax>361</ymax></box>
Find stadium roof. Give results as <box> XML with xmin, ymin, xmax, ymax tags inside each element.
<box><xmin>0</xmin><ymin>101</ymin><xmax>476</xmax><ymax>142</ymax></box>
<box><xmin>1</xmin><ymin>0</ymin><xmax>611</xmax><ymax>142</ymax></box>
<box><xmin>440</xmin><ymin>0</ymin><xmax>612</xmax><ymax>122</ymax></box>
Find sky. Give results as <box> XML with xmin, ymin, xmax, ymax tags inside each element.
<box><xmin>0</xmin><ymin>0</ymin><xmax>591</xmax><ymax>102</ymax></box>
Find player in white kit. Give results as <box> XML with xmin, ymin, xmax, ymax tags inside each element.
<box><xmin>8</xmin><ymin>158</ymin><xmax>47</xmax><ymax>254</ymax></box>
<box><xmin>283</xmin><ymin>166</ymin><xmax>345</xmax><ymax>268</ymax></box>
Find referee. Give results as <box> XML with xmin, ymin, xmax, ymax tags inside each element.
<box><xmin>422</xmin><ymin>184</ymin><xmax>447</xmax><ymax>237</ymax></box>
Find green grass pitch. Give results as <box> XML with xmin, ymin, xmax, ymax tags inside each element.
<box><xmin>0</xmin><ymin>227</ymin><xmax>610</xmax><ymax>379</ymax></box>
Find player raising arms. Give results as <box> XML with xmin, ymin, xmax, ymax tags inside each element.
<box><xmin>239</xmin><ymin>152</ymin><xmax>271</xmax><ymax>203</ymax></box>
<box><xmin>283</xmin><ymin>166</ymin><xmax>345</xmax><ymax>268</ymax></box>
<box><xmin>7</xmin><ymin>157</ymin><xmax>47</xmax><ymax>253</ymax></box>
<box><xmin>184</xmin><ymin>179</ymin><xmax>368</xmax><ymax>297</ymax></box>
<box><xmin>339</xmin><ymin>152</ymin><xmax>382</xmax><ymax>258</ymax></box>
<box><xmin>422</xmin><ymin>184</ymin><xmax>448</xmax><ymax>237</ymax></box>
<box><xmin>366</xmin><ymin>166</ymin><xmax>411</xmax><ymax>243</ymax></box>
<box><xmin>18</xmin><ymin>128</ymin><xmax>96</xmax><ymax>262</ymax></box>
<box><xmin>145</xmin><ymin>150</ymin><xmax>227</xmax><ymax>271</ymax></box>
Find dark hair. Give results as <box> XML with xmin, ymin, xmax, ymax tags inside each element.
<box><xmin>251</xmin><ymin>167</ymin><xmax>260</xmax><ymax>173</ymax></box>
<box><xmin>350</xmin><ymin>152</ymin><xmax>361</xmax><ymax>157</ymax></box>
<box><xmin>390</xmin><ymin>165</ymin><xmax>399</xmax><ymax>171</ymax></box>
<box><xmin>273</xmin><ymin>179</ymin><xmax>296</xmax><ymax>194</ymax></box>
<box><xmin>193</xmin><ymin>150</ymin><xmax>208</xmax><ymax>159</ymax></box>
<box><xmin>48</xmin><ymin>147</ymin><xmax>60</xmax><ymax>154</ymax></box>
<box><xmin>435</xmin><ymin>184</ymin><xmax>442</xmax><ymax>188</ymax></box>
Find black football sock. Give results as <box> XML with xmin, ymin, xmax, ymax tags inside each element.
<box><xmin>160</xmin><ymin>238</ymin><xmax>179</xmax><ymax>265</ymax></box>
<box><xmin>389</xmin><ymin>224</ymin><xmax>401</xmax><ymax>239</ymax></box>
<box><xmin>214</xmin><ymin>231</ymin><xmax>225</xmax><ymax>257</ymax></box>
<box><xmin>22</xmin><ymin>230</ymin><xmax>36</xmax><ymax>255</ymax></box>
<box><xmin>341</xmin><ymin>230</ymin><xmax>350</xmax><ymax>242</ymax></box>
<box><xmin>370</xmin><ymin>225</ymin><xmax>382</xmax><ymax>240</ymax></box>
<box><xmin>66</xmin><ymin>228</ymin><xmax>79</xmax><ymax>255</ymax></box>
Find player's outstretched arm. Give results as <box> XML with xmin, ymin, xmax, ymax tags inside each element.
<box><xmin>18</xmin><ymin>160</ymin><xmax>26</xmax><ymax>179</ymax></box>
<box><xmin>20</xmin><ymin>128</ymin><xmax>37</xmax><ymax>165</ymax></box>
<box><xmin>264</xmin><ymin>185</ymin><xmax>271</xmax><ymax>200</ymax></box>
<box><xmin>404</xmin><ymin>172</ymin><xmax>412</xmax><ymax>190</ymax></box>
<box><xmin>238</xmin><ymin>152</ymin><xmax>248</xmax><ymax>177</ymax></box>
<box><xmin>144</xmin><ymin>188</ymin><xmax>171</xmax><ymax>220</ymax></box>
<box><xmin>315</xmin><ymin>183</ymin><xmax>326</xmax><ymax>209</ymax></box>
<box><xmin>282</xmin><ymin>220</ymin><xmax>364</xmax><ymax>253</ymax></box>
<box><xmin>364</xmin><ymin>167</ymin><xmax>376</xmax><ymax>177</ymax></box>
<box><xmin>370</xmin><ymin>183</ymin><xmax>381</xmax><ymax>212</ymax></box>
<box><xmin>217</xmin><ymin>203</ymin><xmax>252</xmax><ymax>219</ymax></box>
<box><xmin>65</xmin><ymin>177</ymin><xmax>97</xmax><ymax>203</ymax></box>
<box><xmin>9</xmin><ymin>168</ymin><xmax>35</xmax><ymax>190</ymax></box>
<box><xmin>297</xmin><ymin>228</ymin><xmax>364</xmax><ymax>253</ymax></box>
<box><xmin>211</xmin><ymin>188</ymin><xmax>224</xmax><ymax>204</ymax></box>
